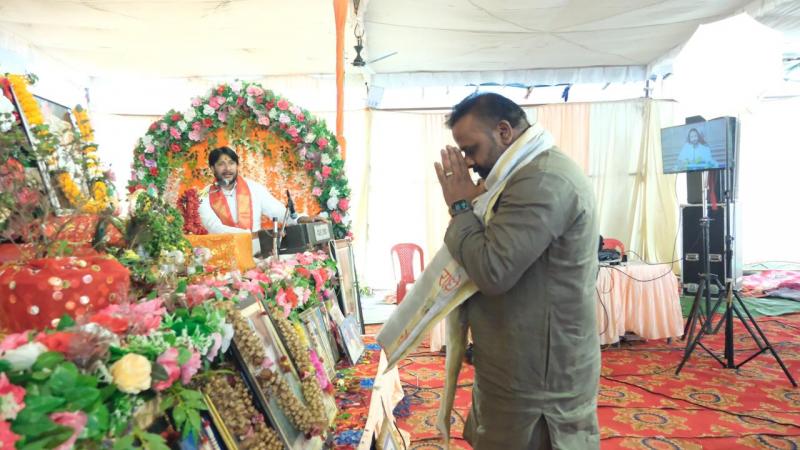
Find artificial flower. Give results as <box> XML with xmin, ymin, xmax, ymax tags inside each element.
<box><xmin>275</xmin><ymin>288</ymin><xmax>292</xmax><ymax>317</ymax></box>
<box><xmin>50</xmin><ymin>411</ymin><xmax>87</xmax><ymax>450</ymax></box>
<box><xmin>153</xmin><ymin>348</ymin><xmax>180</xmax><ymax>391</ymax></box>
<box><xmin>191</xmin><ymin>97</ymin><xmax>202</xmax><ymax>107</ymax></box>
<box><xmin>0</xmin><ymin>373</ymin><xmax>25</xmax><ymax>420</ymax></box>
<box><xmin>202</xmin><ymin>105</ymin><xmax>215</xmax><ymax>115</ymax></box>
<box><xmin>312</xmin><ymin>187</ymin><xmax>322</xmax><ymax>197</ymax></box>
<box><xmin>326</xmin><ymin>196</ymin><xmax>339</xmax><ymax>211</ymax></box>
<box><xmin>1</xmin><ymin>342</ymin><xmax>47</xmax><ymax>371</ymax></box>
<box><xmin>0</xmin><ymin>333</ymin><xmax>29</xmax><ymax>352</ymax></box>
<box><xmin>309</xmin><ymin>349</ymin><xmax>331</xmax><ymax>392</ymax></box>
<box><xmin>220</xmin><ymin>322</ymin><xmax>234</xmax><ymax>354</ymax></box>
<box><xmin>331</xmin><ymin>211</ymin><xmax>342</xmax><ymax>224</ymax></box>
<box><xmin>279</xmin><ymin>113</ymin><xmax>290</xmax><ymax>124</ymax></box>
<box><xmin>169</xmin><ymin>127</ymin><xmax>181</xmax><ymax>139</ymax></box>
<box><xmin>181</xmin><ymin>349</ymin><xmax>201</xmax><ymax>384</ymax></box>
<box><xmin>277</xmin><ymin>99</ymin><xmax>289</xmax><ymax>110</ymax></box>
<box><xmin>110</xmin><ymin>353</ymin><xmax>152</xmax><ymax>394</ymax></box>
<box><xmin>287</xmin><ymin>126</ymin><xmax>299</xmax><ymax>138</ymax></box>
<box><xmin>317</xmin><ymin>137</ymin><xmax>329</xmax><ymax>148</ymax></box>
<box><xmin>322</xmin><ymin>166</ymin><xmax>332</xmax><ymax>178</ymax></box>
<box><xmin>257</xmin><ymin>115</ymin><xmax>270</xmax><ymax>126</ymax></box>
<box><xmin>0</xmin><ymin>421</ymin><xmax>20</xmax><ymax>449</ymax></box>
<box><xmin>35</xmin><ymin>332</ymin><xmax>76</xmax><ymax>354</ymax></box>
<box><xmin>338</xmin><ymin>198</ymin><xmax>349</xmax><ymax>211</ymax></box>
<box><xmin>206</xmin><ymin>333</ymin><xmax>222</xmax><ymax>361</ymax></box>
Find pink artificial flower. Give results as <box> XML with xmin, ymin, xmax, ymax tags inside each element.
<box><xmin>188</xmin><ymin>129</ymin><xmax>202</xmax><ymax>141</ymax></box>
<box><xmin>287</xmin><ymin>126</ymin><xmax>299</xmax><ymax>138</ymax></box>
<box><xmin>315</xmin><ymin>171</ymin><xmax>323</xmax><ymax>182</ymax></box>
<box><xmin>234</xmin><ymin>279</ymin><xmax>262</xmax><ymax>295</ymax></box>
<box><xmin>206</xmin><ymin>333</ymin><xmax>222</xmax><ymax>361</ymax></box>
<box><xmin>331</xmin><ymin>211</ymin><xmax>342</xmax><ymax>224</ymax></box>
<box><xmin>0</xmin><ymin>373</ymin><xmax>26</xmax><ymax>420</ymax></box>
<box><xmin>246</xmin><ymin>86</ymin><xmax>264</xmax><ymax>97</ymax></box>
<box><xmin>144</xmin><ymin>144</ymin><xmax>155</xmax><ymax>153</ymax></box>
<box><xmin>289</xmin><ymin>105</ymin><xmax>301</xmax><ymax>115</ymax></box>
<box><xmin>296</xmin><ymin>252</ymin><xmax>314</xmax><ymax>265</ymax></box>
<box><xmin>311</xmin><ymin>187</ymin><xmax>322</xmax><ymax>197</ymax></box>
<box><xmin>131</xmin><ymin>299</ymin><xmax>166</xmax><ymax>334</ymax></box>
<box><xmin>50</xmin><ymin>411</ymin><xmax>87</xmax><ymax>450</ymax></box>
<box><xmin>0</xmin><ymin>333</ymin><xmax>29</xmax><ymax>352</ymax></box>
<box><xmin>215</xmin><ymin>96</ymin><xmax>227</xmax><ymax>106</ymax></box>
<box><xmin>208</xmin><ymin>96</ymin><xmax>220</xmax><ymax>109</ymax></box>
<box><xmin>296</xmin><ymin>113</ymin><xmax>305</xmax><ymax>122</ymax></box>
<box><xmin>275</xmin><ymin>289</ymin><xmax>292</xmax><ymax>318</ymax></box>
<box><xmin>244</xmin><ymin>269</ymin><xmax>270</xmax><ymax>284</ymax></box>
<box><xmin>311</xmin><ymin>270</ymin><xmax>326</xmax><ymax>292</ymax></box>
<box><xmin>169</xmin><ymin>127</ymin><xmax>181</xmax><ymax>139</ymax></box>
<box><xmin>0</xmin><ymin>421</ymin><xmax>20</xmax><ymax>449</ymax></box>
<box><xmin>338</xmin><ymin>198</ymin><xmax>349</xmax><ymax>211</ymax></box>
<box><xmin>153</xmin><ymin>347</ymin><xmax>181</xmax><ymax>391</ymax></box>
<box><xmin>277</xmin><ymin>99</ymin><xmax>289</xmax><ymax>110</ymax></box>
<box><xmin>160</xmin><ymin>122</ymin><xmax>168</xmax><ymax>131</ymax></box>
<box><xmin>309</xmin><ymin>349</ymin><xmax>331</xmax><ymax>390</ymax></box>
<box><xmin>257</xmin><ymin>115</ymin><xmax>270</xmax><ymax>126</ymax></box>
<box><xmin>321</xmin><ymin>166</ymin><xmax>332</xmax><ymax>178</ymax></box>
<box><xmin>299</xmin><ymin>147</ymin><xmax>307</xmax><ymax>159</ymax></box>
<box><xmin>217</xmin><ymin>110</ymin><xmax>227</xmax><ymax>122</ymax></box>
<box><xmin>192</xmin><ymin>121</ymin><xmax>202</xmax><ymax>130</ymax></box>
<box><xmin>316</xmin><ymin>137</ymin><xmax>328</xmax><ymax>148</ymax></box>
<box><xmin>191</xmin><ymin>97</ymin><xmax>202</xmax><ymax>107</ymax></box>
<box><xmin>186</xmin><ymin>284</ymin><xmax>213</xmax><ymax>306</ymax></box>
<box><xmin>278</xmin><ymin>113</ymin><xmax>290</xmax><ymax>124</ymax></box>
<box><xmin>181</xmin><ymin>349</ymin><xmax>201</xmax><ymax>384</ymax></box>
<box><xmin>16</xmin><ymin>187</ymin><xmax>39</xmax><ymax>206</ymax></box>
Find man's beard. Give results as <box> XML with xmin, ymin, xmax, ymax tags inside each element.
<box><xmin>472</xmin><ymin>165</ymin><xmax>491</xmax><ymax>179</ymax></box>
<box><xmin>216</xmin><ymin>171</ymin><xmax>237</xmax><ymax>188</ymax></box>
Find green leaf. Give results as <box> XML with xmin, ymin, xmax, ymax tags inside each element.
<box><xmin>16</xmin><ymin>425</ymin><xmax>74</xmax><ymax>450</ymax></box>
<box><xmin>30</xmin><ymin>370</ymin><xmax>51</xmax><ymax>381</ymax></box>
<box><xmin>179</xmin><ymin>388</ymin><xmax>204</xmax><ymax>403</ymax></box>
<box><xmin>176</xmin><ymin>279</ymin><xmax>187</xmax><ymax>294</ymax></box>
<box><xmin>21</xmin><ymin>395</ymin><xmax>65</xmax><ymax>415</ymax></box>
<box><xmin>151</xmin><ymin>362</ymin><xmax>169</xmax><ymax>382</ymax></box>
<box><xmin>159</xmin><ymin>395</ymin><xmax>175</xmax><ymax>413</ymax></box>
<box><xmin>186</xmin><ymin>409</ymin><xmax>202</xmax><ymax>438</ymax></box>
<box><xmin>56</xmin><ymin>314</ymin><xmax>76</xmax><ymax>330</ymax></box>
<box><xmin>64</xmin><ymin>386</ymin><xmax>101</xmax><ymax>410</ymax></box>
<box><xmin>77</xmin><ymin>374</ymin><xmax>99</xmax><ymax>388</ymax></box>
<box><xmin>177</xmin><ymin>347</ymin><xmax>191</xmax><ymax>366</ymax></box>
<box><xmin>32</xmin><ymin>352</ymin><xmax>65</xmax><ymax>371</ymax></box>
<box><xmin>12</xmin><ymin>411</ymin><xmax>59</xmax><ymax>435</ymax></box>
<box><xmin>113</xmin><ymin>435</ymin><xmax>135</xmax><ymax>450</ymax></box>
<box><xmin>0</xmin><ymin>359</ymin><xmax>11</xmax><ymax>373</ymax></box>
<box><xmin>172</xmin><ymin>405</ymin><xmax>187</xmax><ymax>430</ymax></box>
<box><xmin>46</xmin><ymin>362</ymin><xmax>79</xmax><ymax>392</ymax></box>
<box><xmin>85</xmin><ymin>403</ymin><xmax>110</xmax><ymax>439</ymax></box>
<box><xmin>139</xmin><ymin>431</ymin><xmax>170</xmax><ymax>450</ymax></box>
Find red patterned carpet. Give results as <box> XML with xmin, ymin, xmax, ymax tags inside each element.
<box><xmin>374</xmin><ymin>314</ymin><xmax>800</xmax><ymax>449</ymax></box>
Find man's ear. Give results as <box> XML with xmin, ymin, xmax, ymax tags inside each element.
<box><xmin>497</xmin><ymin>120</ymin><xmax>514</xmax><ymax>145</ymax></box>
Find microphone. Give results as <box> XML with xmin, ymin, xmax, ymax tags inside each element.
<box><xmin>286</xmin><ymin>190</ymin><xmax>298</xmax><ymax>220</ymax></box>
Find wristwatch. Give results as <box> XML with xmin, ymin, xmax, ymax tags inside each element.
<box><xmin>450</xmin><ymin>199</ymin><xmax>472</xmax><ymax>217</ymax></box>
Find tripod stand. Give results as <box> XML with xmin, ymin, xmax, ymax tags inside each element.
<box><xmin>676</xmin><ymin>165</ymin><xmax>797</xmax><ymax>386</ymax></box>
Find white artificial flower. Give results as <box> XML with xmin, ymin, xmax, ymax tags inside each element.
<box><xmin>184</xmin><ymin>108</ymin><xmax>197</xmax><ymax>122</ymax></box>
<box><xmin>1</xmin><ymin>343</ymin><xmax>47</xmax><ymax>371</ymax></box>
<box><xmin>0</xmin><ymin>119</ymin><xmax>11</xmax><ymax>133</ymax></box>
<box><xmin>142</xmin><ymin>135</ymin><xmax>153</xmax><ymax>146</ymax></box>
<box><xmin>318</xmin><ymin>211</ymin><xmax>329</xmax><ymax>219</ymax></box>
<box><xmin>203</xmin><ymin>105</ymin><xmax>215</xmax><ymax>115</ymax></box>
<box><xmin>328</xmin><ymin>186</ymin><xmax>340</xmax><ymax>198</ymax></box>
<box><xmin>177</xmin><ymin>120</ymin><xmax>187</xmax><ymax>132</ymax></box>
<box><xmin>321</xmin><ymin>154</ymin><xmax>332</xmax><ymax>165</ymax></box>
<box><xmin>0</xmin><ymin>96</ymin><xmax>14</xmax><ymax>114</ymax></box>
<box><xmin>304</xmin><ymin>133</ymin><xmax>316</xmax><ymax>144</ymax></box>
<box><xmin>268</xmin><ymin>108</ymin><xmax>278</xmax><ymax>119</ymax></box>
<box><xmin>342</xmin><ymin>213</ymin><xmax>352</xmax><ymax>226</ymax></box>
<box><xmin>231</xmin><ymin>80</ymin><xmax>243</xmax><ymax>93</ymax></box>
<box><xmin>326</xmin><ymin>196</ymin><xmax>339</xmax><ymax>211</ymax></box>
<box><xmin>220</xmin><ymin>323</ymin><xmax>235</xmax><ymax>353</ymax></box>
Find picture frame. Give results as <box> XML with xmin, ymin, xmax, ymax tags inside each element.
<box><xmin>331</xmin><ymin>239</ymin><xmax>365</xmax><ymax>333</ymax></box>
<box><xmin>234</xmin><ymin>297</ymin><xmax>307</xmax><ymax>448</ymax></box>
<box><xmin>339</xmin><ymin>315</ymin><xmax>365</xmax><ymax>365</ymax></box>
<box><xmin>299</xmin><ymin>306</ymin><xmax>337</xmax><ymax>381</ymax></box>
<box><xmin>199</xmin><ymin>396</ymin><xmax>235</xmax><ymax>450</ymax></box>
<box><xmin>317</xmin><ymin>302</ymin><xmax>341</xmax><ymax>364</ymax></box>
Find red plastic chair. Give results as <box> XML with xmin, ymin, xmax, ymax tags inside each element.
<box><xmin>391</xmin><ymin>243</ymin><xmax>424</xmax><ymax>304</ymax></box>
<box><xmin>602</xmin><ymin>238</ymin><xmax>626</xmax><ymax>255</ymax></box>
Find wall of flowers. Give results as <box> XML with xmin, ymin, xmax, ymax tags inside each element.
<box><xmin>127</xmin><ymin>81</ymin><xmax>353</xmax><ymax>238</ymax></box>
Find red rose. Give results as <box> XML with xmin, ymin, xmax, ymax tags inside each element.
<box><xmin>202</xmin><ymin>118</ymin><xmax>213</xmax><ymax>127</ymax></box>
<box><xmin>171</xmin><ymin>113</ymin><xmax>181</xmax><ymax>121</ymax></box>
<box><xmin>304</xmin><ymin>161</ymin><xmax>314</xmax><ymax>170</ymax></box>
<box><xmin>316</xmin><ymin>137</ymin><xmax>329</xmax><ymax>148</ymax></box>
<box><xmin>338</xmin><ymin>198</ymin><xmax>349</xmax><ymax>211</ymax></box>
<box><xmin>88</xmin><ymin>313</ymin><xmax>129</xmax><ymax>334</ymax></box>
<box><xmin>256</xmin><ymin>96</ymin><xmax>264</xmax><ymax>104</ymax></box>
<box><xmin>296</xmin><ymin>113</ymin><xmax>305</xmax><ymax>122</ymax></box>
<box><xmin>149</xmin><ymin>122</ymin><xmax>157</xmax><ymax>131</ymax></box>
<box><xmin>170</xmin><ymin>143</ymin><xmax>181</xmax><ymax>153</ymax></box>
<box><xmin>35</xmin><ymin>332</ymin><xmax>75</xmax><ymax>354</ymax></box>
<box><xmin>236</xmin><ymin>97</ymin><xmax>244</xmax><ymax>105</ymax></box>
<box><xmin>285</xmin><ymin>287</ymin><xmax>298</xmax><ymax>308</ymax></box>
<box><xmin>149</xmin><ymin>167</ymin><xmax>158</xmax><ymax>176</ymax></box>
<box><xmin>277</xmin><ymin>99</ymin><xmax>289</xmax><ymax>110</ymax></box>
<box><xmin>128</xmin><ymin>184</ymin><xmax>142</xmax><ymax>194</ymax></box>
<box><xmin>296</xmin><ymin>267</ymin><xmax>311</xmax><ymax>278</ymax></box>
<box><xmin>321</xmin><ymin>166</ymin><xmax>332</xmax><ymax>178</ymax></box>
<box><xmin>266</xmin><ymin>101</ymin><xmax>274</xmax><ymax>109</ymax></box>
<box><xmin>217</xmin><ymin>85</ymin><xmax>225</xmax><ymax>94</ymax></box>
<box><xmin>331</xmin><ymin>211</ymin><xmax>342</xmax><ymax>224</ymax></box>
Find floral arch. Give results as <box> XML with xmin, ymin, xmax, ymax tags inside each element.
<box><xmin>127</xmin><ymin>81</ymin><xmax>352</xmax><ymax>238</ymax></box>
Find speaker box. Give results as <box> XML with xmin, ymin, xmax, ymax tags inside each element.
<box><xmin>681</xmin><ymin>204</ymin><xmax>742</xmax><ymax>294</ymax></box>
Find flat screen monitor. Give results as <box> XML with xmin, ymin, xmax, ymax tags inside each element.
<box><xmin>660</xmin><ymin>117</ymin><xmax>736</xmax><ymax>174</ymax></box>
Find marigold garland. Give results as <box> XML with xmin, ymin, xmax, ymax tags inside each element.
<box><xmin>7</xmin><ymin>75</ymin><xmax>43</xmax><ymax>126</ymax></box>
<box><xmin>56</xmin><ymin>172</ymin><xmax>110</xmax><ymax>214</ymax></box>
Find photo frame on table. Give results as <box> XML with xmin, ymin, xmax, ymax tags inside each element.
<box><xmin>299</xmin><ymin>306</ymin><xmax>337</xmax><ymax>381</ymax></box>
<box><xmin>331</xmin><ymin>239</ymin><xmax>365</xmax><ymax>333</ymax></box>
<box><xmin>199</xmin><ymin>396</ymin><xmax>236</xmax><ymax>449</ymax></box>
<box><xmin>339</xmin><ymin>315</ymin><xmax>365</xmax><ymax>365</ymax></box>
<box><xmin>317</xmin><ymin>302</ymin><xmax>341</xmax><ymax>363</ymax></box>
<box><xmin>233</xmin><ymin>297</ymin><xmax>306</xmax><ymax>448</ymax></box>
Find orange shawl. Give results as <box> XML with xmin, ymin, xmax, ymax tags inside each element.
<box><xmin>208</xmin><ymin>176</ymin><xmax>253</xmax><ymax>230</ymax></box>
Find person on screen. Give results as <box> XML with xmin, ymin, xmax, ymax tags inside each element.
<box><xmin>676</xmin><ymin>128</ymin><xmax>718</xmax><ymax>170</ymax></box>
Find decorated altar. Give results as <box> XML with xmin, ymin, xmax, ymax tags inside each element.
<box><xmin>0</xmin><ymin>75</ymin><xmax>399</xmax><ymax>449</ymax></box>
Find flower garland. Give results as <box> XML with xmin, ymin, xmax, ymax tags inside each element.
<box><xmin>56</xmin><ymin>172</ymin><xmax>111</xmax><ymax>214</ymax></box>
<box><xmin>71</xmin><ymin>105</ymin><xmax>104</xmax><ymax>180</ymax></box>
<box><xmin>6</xmin><ymin>74</ymin><xmax>43</xmax><ymax>127</ymax></box>
<box><xmin>178</xmin><ymin>189</ymin><xmax>207</xmax><ymax>235</ymax></box>
<box><xmin>127</xmin><ymin>81</ymin><xmax>353</xmax><ymax>238</ymax></box>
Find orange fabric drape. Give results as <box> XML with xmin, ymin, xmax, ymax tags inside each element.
<box><xmin>333</xmin><ymin>0</ymin><xmax>348</xmax><ymax>159</ymax></box>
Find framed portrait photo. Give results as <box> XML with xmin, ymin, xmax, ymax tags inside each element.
<box><xmin>339</xmin><ymin>315</ymin><xmax>365</xmax><ymax>365</ymax></box>
<box><xmin>331</xmin><ymin>239</ymin><xmax>364</xmax><ymax>333</ymax></box>
<box><xmin>299</xmin><ymin>306</ymin><xmax>337</xmax><ymax>381</ymax></box>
